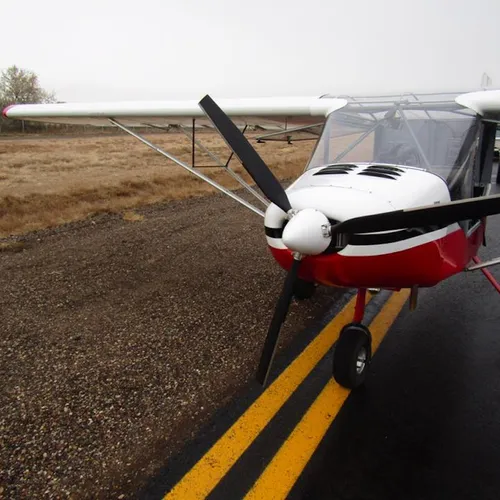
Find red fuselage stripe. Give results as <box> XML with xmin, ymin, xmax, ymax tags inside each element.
<box><xmin>269</xmin><ymin>224</ymin><xmax>485</xmax><ymax>289</ymax></box>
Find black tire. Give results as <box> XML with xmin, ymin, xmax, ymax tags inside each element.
<box><xmin>293</xmin><ymin>279</ymin><xmax>316</xmax><ymax>300</ymax></box>
<box><xmin>333</xmin><ymin>323</ymin><xmax>372</xmax><ymax>389</ymax></box>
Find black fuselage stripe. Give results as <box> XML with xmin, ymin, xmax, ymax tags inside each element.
<box><xmin>264</xmin><ymin>225</ymin><xmax>446</xmax><ymax>246</ymax></box>
<box><xmin>265</xmin><ymin>227</ymin><xmax>284</xmax><ymax>239</ymax></box>
<box><xmin>349</xmin><ymin>226</ymin><xmax>445</xmax><ymax>245</ymax></box>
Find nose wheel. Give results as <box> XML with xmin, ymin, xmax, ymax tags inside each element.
<box><xmin>332</xmin><ymin>323</ymin><xmax>372</xmax><ymax>388</ymax></box>
<box><xmin>332</xmin><ymin>288</ymin><xmax>372</xmax><ymax>389</ymax></box>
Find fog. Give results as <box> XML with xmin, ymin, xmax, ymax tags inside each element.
<box><xmin>2</xmin><ymin>0</ymin><xmax>499</xmax><ymax>101</ymax></box>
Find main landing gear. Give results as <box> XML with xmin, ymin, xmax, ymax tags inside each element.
<box><xmin>333</xmin><ymin>288</ymin><xmax>372</xmax><ymax>389</ymax></box>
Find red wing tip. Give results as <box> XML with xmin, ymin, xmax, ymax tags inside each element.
<box><xmin>2</xmin><ymin>104</ymin><xmax>15</xmax><ymax>118</ymax></box>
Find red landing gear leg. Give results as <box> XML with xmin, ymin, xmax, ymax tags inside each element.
<box><xmin>472</xmin><ymin>256</ymin><xmax>500</xmax><ymax>294</ymax></box>
<box><xmin>353</xmin><ymin>288</ymin><xmax>367</xmax><ymax>323</ymax></box>
<box><xmin>332</xmin><ymin>288</ymin><xmax>372</xmax><ymax>389</ymax></box>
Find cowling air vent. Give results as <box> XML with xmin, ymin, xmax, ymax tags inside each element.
<box><xmin>358</xmin><ymin>165</ymin><xmax>405</xmax><ymax>180</ymax></box>
<box><xmin>313</xmin><ymin>164</ymin><xmax>357</xmax><ymax>176</ymax></box>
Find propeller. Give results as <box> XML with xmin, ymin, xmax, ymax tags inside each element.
<box><xmin>199</xmin><ymin>95</ymin><xmax>333</xmax><ymax>385</ymax></box>
<box><xmin>331</xmin><ymin>193</ymin><xmax>500</xmax><ymax>236</ymax></box>
<box><xmin>256</xmin><ymin>256</ymin><xmax>301</xmax><ymax>385</ymax></box>
<box><xmin>199</xmin><ymin>95</ymin><xmax>291</xmax><ymax>214</ymax></box>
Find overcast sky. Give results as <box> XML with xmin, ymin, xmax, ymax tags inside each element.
<box><xmin>2</xmin><ymin>0</ymin><xmax>499</xmax><ymax>102</ymax></box>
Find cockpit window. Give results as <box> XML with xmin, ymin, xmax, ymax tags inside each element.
<box><xmin>307</xmin><ymin>95</ymin><xmax>478</xmax><ymax>191</ymax></box>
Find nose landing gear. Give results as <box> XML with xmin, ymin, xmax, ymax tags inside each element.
<box><xmin>332</xmin><ymin>289</ymin><xmax>372</xmax><ymax>389</ymax></box>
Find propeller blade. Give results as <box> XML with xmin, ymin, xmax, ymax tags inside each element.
<box><xmin>256</xmin><ymin>257</ymin><xmax>301</xmax><ymax>386</ymax></box>
<box><xmin>331</xmin><ymin>193</ymin><xmax>500</xmax><ymax>236</ymax></box>
<box><xmin>199</xmin><ymin>95</ymin><xmax>292</xmax><ymax>214</ymax></box>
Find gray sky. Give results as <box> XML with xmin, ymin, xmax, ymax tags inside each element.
<box><xmin>2</xmin><ymin>0</ymin><xmax>500</xmax><ymax>101</ymax></box>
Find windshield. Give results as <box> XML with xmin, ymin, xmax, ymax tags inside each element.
<box><xmin>307</xmin><ymin>94</ymin><xmax>478</xmax><ymax>185</ymax></box>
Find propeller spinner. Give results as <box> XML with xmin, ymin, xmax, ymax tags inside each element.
<box><xmin>282</xmin><ymin>208</ymin><xmax>332</xmax><ymax>255</ymax></box>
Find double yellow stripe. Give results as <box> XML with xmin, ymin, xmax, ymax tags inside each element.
<box><xmin>165</xmin><ymin>294</ymin><xmax>366</xmax><ymax>499</ymax></box>
<box><xmin>245</xmin><ymin>290</ymin><xmax>410</xmax><ymax>499</ymax></box>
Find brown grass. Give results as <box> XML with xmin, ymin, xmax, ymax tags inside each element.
<box><xmin>0</xmin><ymin>131</ymin><xmax>314</xmax><ymax>237</ymax></box>
<box><xmin>122</xmin><ymin>210</ymin><xmax>145</xmax><ymax>222</ymax></box>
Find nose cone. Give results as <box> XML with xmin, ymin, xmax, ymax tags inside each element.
<box><xmin>282</xmin><ymin>209</ymin><xmax>331</xmax><ymax>255</ymax></box>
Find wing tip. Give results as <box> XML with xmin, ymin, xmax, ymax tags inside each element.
<box><xmin>2</xmin><ymin>104</ymin><xmax>15</xmax><ymax>118</ymax></box>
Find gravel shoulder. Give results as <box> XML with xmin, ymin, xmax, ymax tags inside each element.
<box><xmin>0</xmin><ymin>194</ymin><xmax>342</xmax><ymax>498</ymax></box>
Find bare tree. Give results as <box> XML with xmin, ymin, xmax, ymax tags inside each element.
<box><xmin>0</xmin><ymin>66</ymin><xmax>56</xmax><ymax>105</ymax></box>
<box><xmin>0</xmin><ymin>66</ymin><xmax>56</xmax><ymax>133</ymax></box>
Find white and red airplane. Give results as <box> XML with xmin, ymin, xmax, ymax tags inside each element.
<box><xmin>4</xmin><ymin>90</ymin><xmax>500</xmax><ymax>388</ymax></box>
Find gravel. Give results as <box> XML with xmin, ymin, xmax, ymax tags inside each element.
<box><xmin>0</xmin><ymin>193</ymin><xmax>342</xmax><ymax>498</ymax></box>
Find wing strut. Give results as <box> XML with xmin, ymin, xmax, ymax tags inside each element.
<box><xmin>109</xmin><ymin>119</ymin><xmax>265</xmax><ymax>218</ymax></box>
<box><xmin>177</xmin><ymin>123</ymin><xmax>269</xmax><ymax>207</ymax></box>
<box><xmin>145</xmin><ymin>121</ymin><xmax>269</xmax><ymax>207</ymax></box>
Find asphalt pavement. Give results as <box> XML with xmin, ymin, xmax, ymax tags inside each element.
<box><xmin>296</xmin><ymin>183</ymin><xmax>500</xmax><ymax>499</ymax></box>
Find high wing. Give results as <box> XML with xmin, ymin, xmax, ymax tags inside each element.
<box><xmin>2</xmin><ymin>95</ymin><xmax>347</xmax><ymax>219</ymax></box>
<box><xmin>4</xmin><ymin>90</ymin><xmax>500</xmax><ymax>127</ymax></box>
<box><xmin>2</xmin><ymin>96</ymin><xmax>347</xmax><ymax>128</ymax></box>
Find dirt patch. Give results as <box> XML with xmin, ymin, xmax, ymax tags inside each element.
<box><xmin>0</xmin><ymin>193</ymin><xmax>343</xmax><ymax>498</ymax></box>
<box><xmin>0</xmin><ymin>241</ymin><xmax>26</xmax><ymax>253</ymax></box>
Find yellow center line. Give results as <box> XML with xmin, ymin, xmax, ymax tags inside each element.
<box><xmin>244</xmin><ymin>289</ymin><xmax>410</xmax><ymax>500</ymax></box>
<box><xmin>165</xmin><ymin>294</ymin><xmax>371</xmax><ymax>499</ymax></box>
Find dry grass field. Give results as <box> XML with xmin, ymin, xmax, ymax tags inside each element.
<box><xmin>0</xmin><ymin>131</ymin><xmax>315</xmax><ymax>237</ymax></box>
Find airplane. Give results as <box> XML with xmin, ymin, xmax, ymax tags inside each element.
<box><xmin>4</xmin><ymin>90</ymin><xmax>500</xmax><ymax>390</ymax></box>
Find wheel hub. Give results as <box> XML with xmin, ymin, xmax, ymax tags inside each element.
<box><xmin>356</xmin><ymin>347</ymin><xmax>367</xmax><ymax>374</ymax></box>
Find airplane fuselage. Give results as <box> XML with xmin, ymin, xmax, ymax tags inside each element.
<box><xmin>265</xmin><ymin>163</ymin><xmax>484</xmax><ymax>289</ymax></box>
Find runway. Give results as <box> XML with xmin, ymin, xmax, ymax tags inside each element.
<box><xmin>145</xmin><ymin>182</ymin><xmax>500</xmax><ymax>500</ymax></box>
